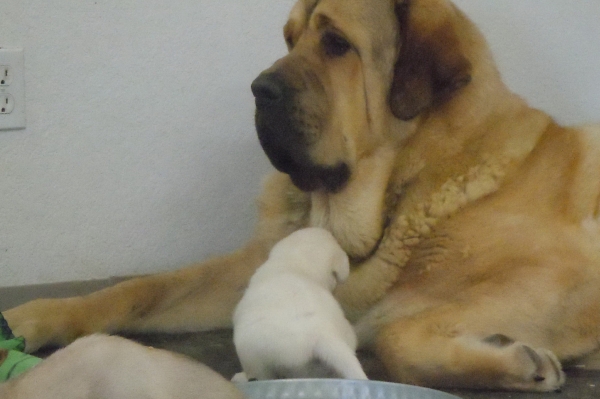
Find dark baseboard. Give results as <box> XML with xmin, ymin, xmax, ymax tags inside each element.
<box><xmin>0</xmin><ymin>276</ymin><xmax>132</xmax><ymax>311</ymax></box>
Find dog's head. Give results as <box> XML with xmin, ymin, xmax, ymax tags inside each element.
<box><xmin>269</xmin><ymin>227</ymin><xmax>350</xmax><ymax>290</ymax></box>
<box><xmin>252</xmin><ymin>0</ymin><xmax>474</xmax><ymax>193</ymax></box>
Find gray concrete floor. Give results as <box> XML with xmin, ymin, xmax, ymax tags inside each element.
<box><xmin>3</xmin><ymin>281</ymin><xmax>599</xmax><ymax>399</ymax></box>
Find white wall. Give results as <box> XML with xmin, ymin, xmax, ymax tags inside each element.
<box><xmin>453</xmin><ymin>0</ymin><xmax>600</xmax><ymax>125</ymax></box>
<box><xmin>0</xmin><ymin>1</ymin><xmax>598</xmax><ymax>287</ymax></box>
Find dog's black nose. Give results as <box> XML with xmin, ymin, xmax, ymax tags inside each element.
<box><xmin>251</xmin><ymin>73</ymin><xmax>284</xmax><ymax>104</ymax></box>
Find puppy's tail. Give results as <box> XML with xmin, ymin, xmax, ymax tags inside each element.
<box><xmin>313</xmin><ymin>338</ymin><xmax>368</xmax><ymax>380</ymax></box>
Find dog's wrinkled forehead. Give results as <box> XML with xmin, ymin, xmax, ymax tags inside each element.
<box><xmin>283</xmin><ymin>0</ymin><xmax>308</xmax><ymax>39</ymax></box>
<box><xmin>286</xmin><ymin>0</ymin><xmax>398</xmax><ymax>58</ymax></box>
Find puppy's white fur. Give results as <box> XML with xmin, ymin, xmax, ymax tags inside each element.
<box><xmin>0</xmin><ymin>334</ymin><xmax>244</xmax><ymax>399</ymax></box>
<box><xmin>232</xmin><ymin>227</ymin><xmax>367</xmax><ymax>380</ymax></box>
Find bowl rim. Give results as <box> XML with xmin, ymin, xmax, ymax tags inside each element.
<box><xmin>234</xmin><ymin>378</ymin><xmax>462</xmax><ymax>399</ymax></box>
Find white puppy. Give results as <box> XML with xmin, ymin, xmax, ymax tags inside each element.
<box><xmin>0</xmin><ymin>334</ymin><xmax>245</xmax><ymax>399</ymax></box>
<box><xmin>232</xmin><ymin>227</ymin><xmax>367</xmax><ymax>381</ymax></box>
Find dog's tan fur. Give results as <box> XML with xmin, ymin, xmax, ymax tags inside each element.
<box><xmin>4</xmin><ymin>0</ymin><xmax>600</xmax><ymax>391</ymax></box>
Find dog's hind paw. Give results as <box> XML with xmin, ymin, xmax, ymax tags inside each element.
<box><xmin>483</xmin><ymin>334</ymin><xmax>565</xmax><ymax>392</ymax></box>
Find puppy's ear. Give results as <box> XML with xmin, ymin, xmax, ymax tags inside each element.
<box><xmin>332</xmin><ymin>250</ymin><xmax>350</xmax><ymax>284</ymax></box>
<box><xmin>390</xmin><ymin>0</ymin><xmax>472</xmax><ymax>121</ymax></box>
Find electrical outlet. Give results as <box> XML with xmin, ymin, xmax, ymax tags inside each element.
<box><xmin>0</xmin><ymin>48</ymin><xmax>26</xmax><ymax>131</ymax></box>
<box><xmin>0</xmin><ymin>94</ymin><xmax>15</xmax><ymax>114</ymax></box>
<box><xmin>0</xmin><ymin>65</ymin><xmax>11</xmax><ymax>85</ymax></box>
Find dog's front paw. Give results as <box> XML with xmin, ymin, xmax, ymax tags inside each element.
<box><xmin>3</xmin><ymin>298</ymin><xmax>85</xmax><ymax>352</ymax></box>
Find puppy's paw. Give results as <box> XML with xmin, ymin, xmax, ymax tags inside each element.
<box><xmin>231</xmin><ymin>372</ymin><xmax>249</xmax><ymax>382</ymax></box>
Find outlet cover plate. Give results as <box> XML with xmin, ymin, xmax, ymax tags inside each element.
<box><xmin>0</xmin><ymin>48</ymin><xmax>26</xmax><ymax>131</ymax></box>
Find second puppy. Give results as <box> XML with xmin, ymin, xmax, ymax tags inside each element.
<box><xmin>0</xmin><ymin>334</ymin><xmax>245</xmax><ymax>399</ymax></box>
<box><xmin>232</xmin><ymin>227</ymin><xmax>367</xmax><ymax>381</ymax></box>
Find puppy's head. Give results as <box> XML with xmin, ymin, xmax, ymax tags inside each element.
<box><xmin>269</xmin><ymin>227</ymin><xmax>350</xmax><ymax>290</ymax></box>
<box><xmin>252</xmin><ymin>0</ymin><xmax>473</xmax><ymax>193</ymax></box>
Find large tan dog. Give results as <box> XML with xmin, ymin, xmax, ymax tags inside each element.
<box><xmin>4</xmin><ymin>0</ymin><xmax>600</xmax><ymax>392</ymax></box>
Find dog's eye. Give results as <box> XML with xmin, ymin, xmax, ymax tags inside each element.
<box><xmin>321</xmin><ymin>31</ymin><xmax>351</xmax><ymax>57</ymax></box>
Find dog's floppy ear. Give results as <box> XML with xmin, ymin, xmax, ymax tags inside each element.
<box><xmin>390</xmin><ymin>0</ymin><xmax>472</xmax><ymax>121</ymax></box>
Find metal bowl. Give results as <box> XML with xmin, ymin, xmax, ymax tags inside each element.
<box><xmin>235</xmin><ymin>379</ymin><xmax>462</xmax><ymax>399</ymax></box>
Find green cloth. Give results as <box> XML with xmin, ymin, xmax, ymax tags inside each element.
<box><xmin>0</xmin><ymin>312</ymin><xmax>42</xmax><ymax>381</ymax></box>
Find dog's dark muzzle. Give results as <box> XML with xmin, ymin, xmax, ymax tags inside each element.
<box><xmin>251</xmin><ymin>73</ymin><xmax>308</xmax><ymax>173</ymax></box>
<box><xmin>251</xmin><ymin>72</ymin><xmax>350</xmax><ymax>193</ymax></box>
<box><xmin>251</xmin><ymin>72</ymin><xmax>286</xmax><ymax>108</ymax></box>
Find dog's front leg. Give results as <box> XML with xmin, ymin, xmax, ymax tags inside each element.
<box><xmin>4</xmin><ymin>241</ymin><xmax>269</xmax><ymax>353</ymax></box>
<box><xmin>4</xmin><ymin>172</ymin><xmax>310</xmax><ymax>353</ymax></box>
